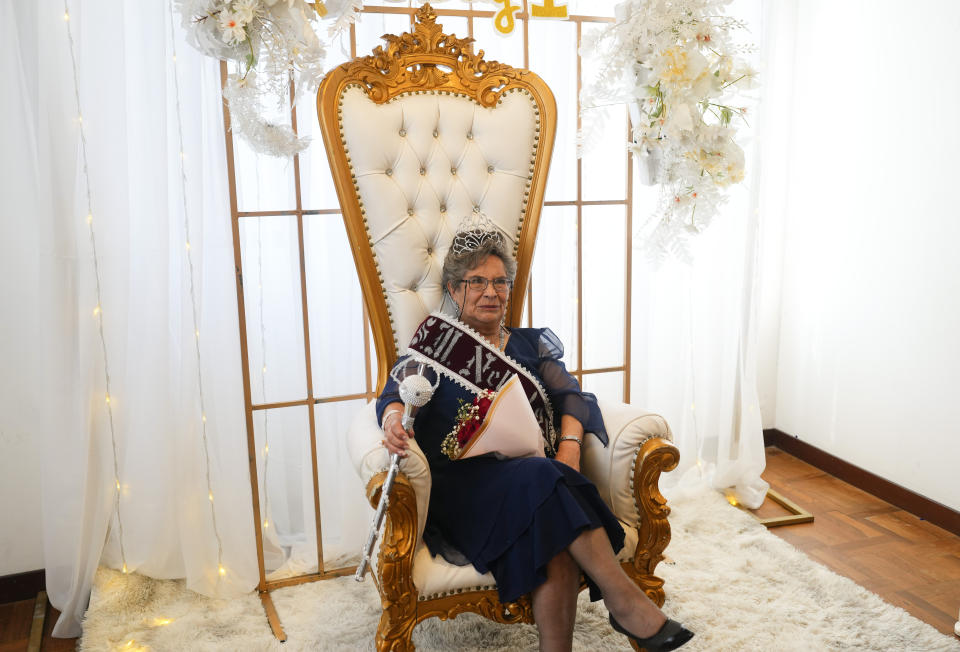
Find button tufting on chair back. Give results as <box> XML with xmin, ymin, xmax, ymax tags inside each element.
<box><xmin>317</xmin><ymin>5</ymin><xmax>556</xmax><ymax>391</ymax></box>
<box><xmin>339</xmin><ymin>87</ymin><xmax>540</xmax><ymax>353</ymax></box>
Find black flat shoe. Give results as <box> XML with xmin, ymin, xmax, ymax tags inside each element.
<box><xmin>609</xmin><ymin>613</ymin><xmax>694</xmax><ymax>651</ymax></box>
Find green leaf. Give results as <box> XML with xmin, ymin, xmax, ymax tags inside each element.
<box><xmin>245</xmin><ymin>53</ymin><xmax>256</xmax><ymax>70</ymax></box>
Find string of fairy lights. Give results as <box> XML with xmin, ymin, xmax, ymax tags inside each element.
<box><xmin>62</xmin><ymin>0</ymin><xmax>128</xmax><ymax>575</ymax></box>
<box><xmin>167</xmin><ymin>0</ymin><xmax>226</xmax><ymax>580</ymax></box>
<box><xmin>63</xmin><ymin>0</ymin><xmax>270</xmax><ymax>585</ymax></box>
<box><xmin>255</xmin><ymin>163</ymin><xmax>274</xmax><ymax>535</ymax></box>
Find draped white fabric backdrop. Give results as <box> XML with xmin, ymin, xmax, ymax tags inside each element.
<box><xmin>10</xmin><ymin>0</ymin><xmax>263</xmax><ymax>635</ymax></box>
<box><xmin>626</xmin><ymin>0</ymin><xmax>768</xmax><ymax>508</ymax></box>
<box><xmin>2</xmin><ymin>0</ymin><xmax>772</xmax><ymax>638</ymax></box>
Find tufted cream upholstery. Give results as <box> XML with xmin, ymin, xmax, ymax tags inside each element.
<box><xmin>340</xmin><ymin>86</ymin><xmax>540</xmax><ymax>352</ymax></box>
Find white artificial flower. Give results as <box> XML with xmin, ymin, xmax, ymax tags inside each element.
<box><xmin>653</xmin><ymin>46</ymin><xmax>709</xmax><ymax>91</ymax></box>
<box><xmin>734</xmin><ymin>64</ymin><xmax>760</xmax><ymax>90</ymax></box>
<box><xmin>666</xmin><ymin>102</ymin><xmax>695</xmax><ymax>137</ymax></box>
<box><xmin>236</xmin><ymin>68</ymin><xmax>257</xmax><ymax>88</ymax></box>
<box><xmin>232</xmin><ymin>0</ymin><xmax>259</xmax><ymax>24</ymax></box>
<box><xmin>219</xmin><ymin>10</ymin><xmax>247</xmax><ymax>43</ymax></box>
<box><xmin>700</xmin><ymin>124</ymin><xmax>731</xmax><ymax>147</ymax></box>
<box><xmin>551</xmin><ymin>0</ymin><xmax>755</xmax><ymax>258</ymax></box>
<box><xmin>676</xmin><ymin>21</ymin><xmax>700</xmax><ymax>43</ymax></box>
<box><xmin>720</xmin><ymin>140</ymin><xmax>745</xmax><ymax>184</ymax></box>
<box><xmin>298</xmin><ymin>5</ymin><xmax>319</xmax><ymax>43</ymax></box>
<box><xmin>176</xmin><ymin>0</ymin><xmax>325</xmax><ymax>157</ymax></box>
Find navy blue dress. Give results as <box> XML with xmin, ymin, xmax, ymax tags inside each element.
<box><xmin>376</xmin><ymin>327</ymin><xmax>624</xmax><ymax>603</ymax></box>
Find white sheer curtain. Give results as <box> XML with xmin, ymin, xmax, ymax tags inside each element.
<box><xmin>627</xmin><ymin>0</ymin><xmax>770</xmax><ymax>508</ymax></box>
<box><xmin>13</xmin><ymin>0</ymin><xmax>258</xmax><ymax>636</ymax></box>
<box><xmin>7</xmin><ymin>0</ymin><xmax>372</xmax><ymax>637</ymax></box>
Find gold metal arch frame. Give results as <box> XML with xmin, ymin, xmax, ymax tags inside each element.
<box><xmin>317</xmin><ymin>3</ymin><xmax>558</xmax><ymax>390</ymax></box>
<box><xmin>220</xmin><ymin>62</ymin><xmax>357</xmax><ymax>642</ymax></box>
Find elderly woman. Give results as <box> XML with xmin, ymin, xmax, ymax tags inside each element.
<box><xmin>377</xmin><ymin>224</ymin><xmax>692</xmax><ymax>652</ymax></box>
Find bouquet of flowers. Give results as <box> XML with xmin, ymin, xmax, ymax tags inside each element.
<box><xmin>440</xmin><ymin>375</ymin><xmax>545</xmax><ymax>461</ymax></box>
<box><xmin>581</xmin><ymin>0</ymin><xmax>757</xmax><ymax>260</ymax></box>
<box><xmin>177</xmin><ymin>0</ymin><xmax>340</xmax><ymax>156</ymax></box>
<box><xmin>441</xmin><ymin>390</ymin><xmax>495</xmax><ymax>460</ymax></box>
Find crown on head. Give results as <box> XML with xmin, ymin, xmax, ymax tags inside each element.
<box><xmin>450</xmin><ymin>211</ymin><xmax>504</xmax><ymax>256</ymax></box>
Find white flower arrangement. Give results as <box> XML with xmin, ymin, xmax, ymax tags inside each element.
<box><xmin>582</xmin><ymin>0</ymin><xmax>757</xmax><ymax>260</ymax></box>
<box><xmin>177</xmin><ymin>0</ymin><xmax>356</xmax><ymax>157</ymax></box>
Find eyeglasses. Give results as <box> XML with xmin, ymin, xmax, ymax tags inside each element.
<box><xmin>459</xmin><ymin>276</ymin><xmax>512</xmax><ymax>293</ymax></box>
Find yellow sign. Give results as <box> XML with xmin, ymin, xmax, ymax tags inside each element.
<box><xmin>493</xmin><ymin>0</ymin><xmax>521</xmax><ymax>35</ymax></box>
<box><xmin>493</xmin><ymin>0</ymin><xmax>568</xmax><ymax>36</ymax></box>
<box><xmin>531</xmin><ymin>0</ymin><xmax>568</xmax><ymax>19</ymax></box>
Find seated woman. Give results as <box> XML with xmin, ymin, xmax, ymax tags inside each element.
<box><xmin>377</xmin><ymin>219</ymin><xmax>693</xmax><ymax>652</ymax></box>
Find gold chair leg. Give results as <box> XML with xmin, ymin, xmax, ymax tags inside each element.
<box><xmin>375</xmin><ymin>609</ymin><xmax>417</xmax><ymax>652</ymax></box>
<box><xmin>368</xmin><ymin>472</ymin><xmax>421</xmax><ymax>651</ymax></box>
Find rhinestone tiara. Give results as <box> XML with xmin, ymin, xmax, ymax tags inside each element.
<box><xmin>450</xmin><ymin>211</ymin><xmax>505</xmax><ymax>256</ymax></box>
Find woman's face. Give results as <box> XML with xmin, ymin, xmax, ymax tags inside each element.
<box><xmin>448</xmin><ymin>255</ymin><xmax>510</xmax><ymax>332</ymax></box>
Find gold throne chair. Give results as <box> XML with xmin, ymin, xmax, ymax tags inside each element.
<box><xmin>317</xmin><ymin>6</ymin><xmax>680</xmax><ymax>650</ymax></box>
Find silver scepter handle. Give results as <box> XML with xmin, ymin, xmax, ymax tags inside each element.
<box><xmin>355</xmin><ymin>362</ymin><xmax>436</xmax><ymax>582</ymax></box>
<box><xmin>355</xmin><ymin>452</ymin><xmax>400</xmax><ymax>581</ymax></box>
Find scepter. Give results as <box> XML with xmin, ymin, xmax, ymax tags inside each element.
<box><xmin>355</xmin><ymin>361</ymin><xmax>437</xmax><ymax>581</ymax></box>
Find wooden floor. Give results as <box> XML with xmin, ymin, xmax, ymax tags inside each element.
<box><xmin>0</xmin><ymin>599</ymin><xmax>74</xmax><ymax>652</ymax></box>
<box><xmin>756</xmin><ymin>446</ymin><xmax>960</xmax><ymax>638</ymax></box>
<box><xmin>1</xmin><ymin>447</ymin><xmax>958</xmax><ymax>649</ymax></box>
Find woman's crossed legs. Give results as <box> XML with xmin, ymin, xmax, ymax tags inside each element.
<box><xmin>531</xmin><ymin>527</ymin><xmax>667</xmax><ymax>652</ymax></box>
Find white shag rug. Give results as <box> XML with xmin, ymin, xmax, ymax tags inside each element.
<box><xmin>80</xmin><ymin>486</ymin><xmax>960</xmax><ymax>651</ymax></box>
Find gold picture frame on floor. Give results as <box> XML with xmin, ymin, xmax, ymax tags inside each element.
<box><xmin>732</xmin><ymin>488</ymin><xmax>814</xmax><ymax>528</ymax></box>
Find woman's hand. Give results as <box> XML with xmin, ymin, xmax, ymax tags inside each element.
<box><xmin>555</xmin><ymin>440</ymin><xmax>581</xmax><ymax>472</ymax></box>
<box><xmin>381</xmin><ymin>405</ymin><xmax>413</xmax><ymax>457</ymax></box>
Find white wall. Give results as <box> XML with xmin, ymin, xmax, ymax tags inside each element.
<box><xmin>763</xmin><ymin>1</ymin><xmax>960</xmax><ymax>511</ymax></box>
<box><xmin>0</xmin><ymin>428</ymin><xmax>43</xmax><ymax>576</ymax></box>
<box><xmin>0</xmin><ymin>0</ymin><xmax>45</xmax><ymax>575</ymax></box>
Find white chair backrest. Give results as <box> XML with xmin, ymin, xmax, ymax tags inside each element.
<box><xmin>339</xmin><ymin>88</ymin><xmax>540</xmax><ymax>350</ymax></box>
<box><xmin>318</xmin><ymin>5</ymin><xmax>556</xmax><ymax>389</ymax></box>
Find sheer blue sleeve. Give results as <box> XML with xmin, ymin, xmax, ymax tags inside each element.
<box><xmin>375</xmin><ymin>355</ymin><xmax>408</xmax><ymax>426</ymax></box>
<box><xmin>537</xmin><ymin>329</ymin><xmax>608</xmax><ymax>446</ymax></box>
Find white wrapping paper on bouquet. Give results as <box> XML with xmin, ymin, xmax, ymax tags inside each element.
<box><xmin>458</xmin><ymin>375</ymin><xmax>545</xmax><ymax>460</ymax></box>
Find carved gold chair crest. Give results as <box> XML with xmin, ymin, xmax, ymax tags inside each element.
<box><xmin>317</xmin><ymin>6</ymin><xmax>679</xmax><ymax>650</ymax></box>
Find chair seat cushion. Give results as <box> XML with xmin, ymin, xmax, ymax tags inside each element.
<box><xmin>412</xmin><ymin>518</ymin><xmax>637</xmax><ymax>601</ymax></box>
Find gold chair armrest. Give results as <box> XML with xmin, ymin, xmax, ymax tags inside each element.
<box><xmin>630</xmin><ymin>437</ymin><xmax>679</xmax><ymax>578</ymax></box>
